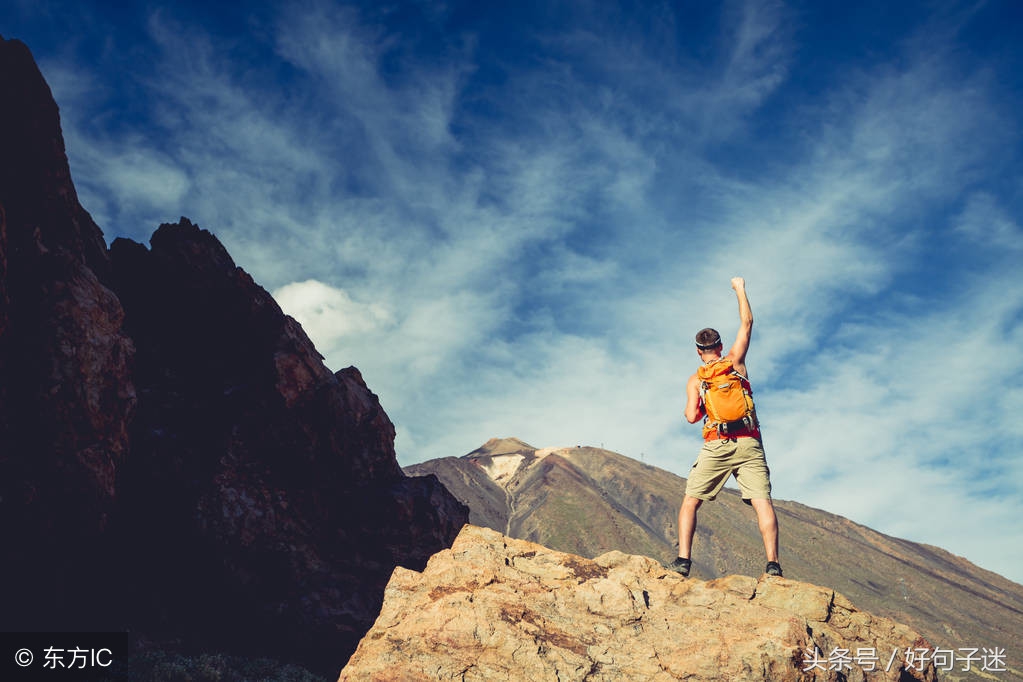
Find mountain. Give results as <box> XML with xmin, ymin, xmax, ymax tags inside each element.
<box><xmin>340</xmin><ymin>524</ymin><xmax>939</xmax><ymax>681</ymax></box>
<box><xmin>406</xmin><ymin>437</ymin><xmax>1023</xmax><ymax>681</ymax></box>
<box><xmin>0</xmin><ymin>35</ymin><xmax>467</xmax><ymax>677</ymax></box>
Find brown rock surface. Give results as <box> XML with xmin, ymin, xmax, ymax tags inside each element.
<box><xmin>339</xmin><ymin>525</ymin><xmax>938</xmax><ymax>682</ymax></box>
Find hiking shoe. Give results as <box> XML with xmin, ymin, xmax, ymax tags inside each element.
<box><xmin>765</xmin><ymin>561</ymin><xmax>783</xmax><ymax>577</ymax></box>
<box><xmin>669</xmin><ymin>557</ymin><xmax>691</xmax><ymax>577</ymax></box>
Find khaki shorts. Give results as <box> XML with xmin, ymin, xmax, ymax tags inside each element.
<box><xmin>685</xmin><ymin>437</ymin><xmax>772</xmax><ymax>502</ymax></box>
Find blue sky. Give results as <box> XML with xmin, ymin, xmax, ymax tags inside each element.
<box><xmin>5</xmin><ymin>0</ymin><xmax>1023</xmax><ymax>585</ymax></box>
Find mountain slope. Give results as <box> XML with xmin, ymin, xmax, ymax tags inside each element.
<box><xmin>406</xmin><ymin>437</ymin><xmax>1023</xmax><ymax>681</ymax></box>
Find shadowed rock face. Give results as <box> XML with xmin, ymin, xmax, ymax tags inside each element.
<box><xmin>106</xmin><ymin>220</ymin><xmax>468</xmax><ymax>672</ymax></box>
<box><xmin>0</xmin><ymin>36</ymin><xmax>468</xmax><ymax>676</ymax></box>
<box><xmin>340</xmin><ymin>525</ymin><xmax>938</xmax><ymax>682</ymax></box>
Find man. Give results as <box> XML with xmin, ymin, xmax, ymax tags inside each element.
<box><xmin>671</xmin><ymin>277</ymin><xmax>781</xmax><ymax>578</ymax></box>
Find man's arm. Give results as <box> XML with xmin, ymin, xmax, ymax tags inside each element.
<box><xmin>683</xmin><ymin>373</ymin><xmax>704</xmax><ymax>423</ymax></box>
<box><xmin>724</xmin><ymin>277</ymin><xmax>753</xmax><ymax>370</ymax></box>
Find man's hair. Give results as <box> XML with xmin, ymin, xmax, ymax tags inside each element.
<box><xmin>695</xmin><ymin>328</ymin><xmax>722</xmax><ymax>350</ymax></box>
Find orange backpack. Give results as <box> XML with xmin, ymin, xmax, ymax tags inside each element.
<box><xmin>697</xmin><ymin>358</ymin><xmax>758</xmax><ymax>438</ymax></box>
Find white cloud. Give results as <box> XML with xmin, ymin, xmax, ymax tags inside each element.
<box><xmin>273</xmin><ymin>279</ymin><xmax>391</xmax><ymax>348</ymax></box>
<box><xmin>713</xmin><ymin>0</ymin><xmax>792</xmax><ymax>117</ymax></box>
<box><xmin>101</xmin><ymin>148</ymin><xmax>191</xmax><ymax>208</ymax></box>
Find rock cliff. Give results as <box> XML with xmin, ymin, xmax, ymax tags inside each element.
<box><xmin>340</xmin><ymin>525</ymin><xmax>938</xmax><ymax>682</ymax></box>
<box><xmin>0</xmin><ymin>35</ymin><xmax>467</xmax><ymax>676</ymax></box>
<box><xmin>0</xmin><ymin>35</ymin><xmax>136</xmax><ymax>627</ymax></box>
<box><xmin>105</xmin><ymin>219</ymin><xmax>468</xmax><ymax>672</ymax></box>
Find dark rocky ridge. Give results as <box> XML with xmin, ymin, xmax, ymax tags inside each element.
<box><xmin>0</xmin><ymin>35</ymin><xmax>467</xmax><ymax>676</ymax></box>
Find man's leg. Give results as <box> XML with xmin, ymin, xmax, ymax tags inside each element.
<box><xmin>675</xmin><ymin>439</ymin><xmax>728</xmax><ymax>576</ymax></box>
<box><xmin>749</xmin><ymin>498</ymin><xmax>779</xmax><ymax>563</ymax></box>
<box><xmin>733</xmin><ymin>437</ymin><xmax>779</xmax><ymax>572</ymax></box>
<box><xmin>677</xmin><ymin>495</ymin><xmax>703</xmax><ymax>559</ymax></box>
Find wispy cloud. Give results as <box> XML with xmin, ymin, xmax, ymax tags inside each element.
<box><xmin>955</xmin><ymin>191</ymin><xmax>1023</xmax><ymax>250</ymax></box>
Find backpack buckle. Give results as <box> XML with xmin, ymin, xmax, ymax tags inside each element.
<box><xmin>718</xmin><ymin>416</ymin><xmax>756</xmax><ymax>436</ymax></box>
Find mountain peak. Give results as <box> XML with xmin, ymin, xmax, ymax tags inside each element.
<box><xmin>466</xmin><ymin>436</ymin><xmax>537</xmax><ymax>457</ymax></box>
<box><xmin>0</xmin><ymin>36</ymin><xmax>109</xmax><ymax>276</ymax></box>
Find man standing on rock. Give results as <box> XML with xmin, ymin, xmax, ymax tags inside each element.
<box><xmin>671</xmin><ymin>277</ymin><xmax>781</xmax><ymax>578</ymax></box>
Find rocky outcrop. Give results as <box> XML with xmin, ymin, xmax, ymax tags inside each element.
<box><xmin>0</xmin><ymin>35</ymin><xmax>468</xmax><ymax>676</ymax></box>
<box><xmin>340</xmin><ymin>525</ymin><xmax>938</xmax><ymax>681</ymax></box>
